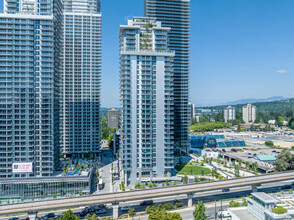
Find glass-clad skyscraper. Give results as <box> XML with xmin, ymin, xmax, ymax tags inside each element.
<box><xmin>61</xmin><ymin>0</ymin><xmax>101</xmax><ymax>158</ymax></box>
<box><xmin>145</xmin><ymin>0</ymin><xmax>190</xmax><ymax>151</ymax></box>
<box><xmin>120</xmin><ymin>17</ymin><xmax>175</xmax><ymax>185</ymax></box>
<box><xmin>0</xmin><ymin>0</ymin><xmax>63</xmax><ymax>178</ymax></box>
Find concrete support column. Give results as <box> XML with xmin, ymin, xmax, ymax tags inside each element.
<box><xmin>251</xmin><ymin>184</ymin><xmax>257</xmax><ymax>192</ymax></box>
<box><xmin>187</xmin><ymin>193</ymin><xmax>195</xmax><ymax>207</ymax></box>
<box><xmin>113</xmin><ymin>204</ymin><xmax>119</xmax><ymax>219</ymax></box>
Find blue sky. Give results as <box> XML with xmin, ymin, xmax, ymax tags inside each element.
<box><xmin>1</xmin><ymin>0</ymin><xmax>294</xmax><ymax>107</ymax></box>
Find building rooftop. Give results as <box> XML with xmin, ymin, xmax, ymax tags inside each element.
<box><xmin>228</xmin><ymin>207</ymin><xmax>258</xmax><ymax>220</ymax></box>
<box><xmin>251</xmin><ymin>192</ymin><xmax>279</xmax><ymax>204</ymax></box>
<box><xmin>256</xmin><ymin>155</ymin><xmax>276</xmax><ymax>161</ymax></box>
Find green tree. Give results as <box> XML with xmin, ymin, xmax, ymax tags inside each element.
<box><xmin>85</xmin><ymin>214</ymin><xmax>91</xmax><ymax>220</ymax></box>
<box><xmin>229</xmin><ymin>200</ymin><xmax>240</xmax><ymax>207</ymax></box>
<box><xmin>245</xmin><ymin>161</ymin><xmax>250</xmax><ymax>169</ymax></box>
<box><xmin>274</xmin><ymin>149</ymin><xmax>294</xmax><ymax>171</ymax></box>
<box><xmin>128</xmin><ymin>208</ymin><xmax>135</xmax><ymax>218</ymax></box>
<box><xmin>193</xmin><ymin>201</ymin><xmax>207</xmax><ymax>220</ymax></box>
<box><xmin>91</xmin><ymin>214</ymin><xmax>98</xmax><ymax>220</ymax></box>
<box><xmin>60</xmin><ymin>210</ymin><xmax>79</xmax><ymax>220</ymax></box>
<box><xmin>183</xmin><ymin>175</ymin><xmax>188</xmax><ymax>184</ymax></box>
<box><xmin>166</xmin><ymin>213</ymin><xmax>182</xmax><ymax>220</ymax></box>
<box><xmin>265</xmin><ymin>141</ymin><xmax>274</xmax><ymax>147</ymax></box>
<box><xmin>252</xmin><ymin>162</ymin><xmax>258</xmax><ymax>172</ymax></box>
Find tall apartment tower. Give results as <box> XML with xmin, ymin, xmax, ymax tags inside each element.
<box><xmin>242</xmin><ymin>104</ymin><xmax>256</xmax><ymax>124</ymax></box>
<box><xmin>61</xmin><ymin>0</ymin><xmax>101</xmax><ymax>158</ymax></box>
<box><xmin>0</xmin><ymin>0</ymin><xmax>63</xmax><ymax>178</ymax></box>
<box><xmin>145</xmin><ymin>0</ymin><xmax>190</xmax><ymax>151</ymax></box>
<box><xmin>108</xmin><ymin>109</ymin><xmax>119</xmax><ymax>129</ymax></box>
<box><xmin>224</xmin><ymin>106</ymin><xmax>235</xmax><ymax>123</ymax></box>
<box><xmin>120</xmin><ymin>17</ymin><xmax>175</xmax><ymax>185</ymax></box>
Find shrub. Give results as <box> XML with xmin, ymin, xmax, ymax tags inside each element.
<box><xmin>272</xmin><ymin>206</ymin><xmax>287</xmax><ymax>214</ymax></box>
<box><xmin>265</xmin><ymin>141</ymin><xmax>274</xmax><ymax>147</ymax></box>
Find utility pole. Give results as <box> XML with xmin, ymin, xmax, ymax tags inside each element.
<box><xmin>214</xmin><ymin>200</ymin><xmax>216</xmax><ymax>220</ymax></box>
<box><xmin>221</xmin><ymin>198</ymin><xmax>223</xmax><ymax>220</ymax></box>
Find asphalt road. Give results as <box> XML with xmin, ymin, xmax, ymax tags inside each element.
<box><xmin>5</xmin><ymin>179</ymin><xmax>293</xmax><ymax>220</ymax></box>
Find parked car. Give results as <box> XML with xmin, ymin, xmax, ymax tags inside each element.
<box><xmin>291</xmin><ymin>182</ymin><xmax>294</xmax><ymax>186</ymax></box>
<box><xmin>248</xmin><ymin>156</ymin><xmax>252</xmax><ymax>159</ymax></box>
<box><xmin>140</xmin><ymin>200</ymin><xmax>154</xmax><ymax>206</ymax></box>
<box><xmin>9</xmin><ymin>217</ymin><xmax>19</xmax><ymax>220</ymax></box>
<box><xmin>247</xmin><ymin>153</ymin><xmax>252</xmax><ymax>155</ymax></box>
<box><xmin>120</xmin><ymin>205</ymin><xmax>131</xmax><ymax>211</ymax></box>
<box><xmin>96</xmin><ymin>209</ymin><xmax>106</xmax><ymax>214</ymax></box>
<box><xmin>272</xmin><ymin>150</ymin><xmax>276</xmax><ymax>153</ymax></box>
<box><xmin>222</xmin><ymin>188</ymin><xmax>230</xmax><ymax>193</ymax></box>
<box><xmin>222</xmin><ymin>149</ymin><xmax>226</xmax><ymax>152</ymax></box>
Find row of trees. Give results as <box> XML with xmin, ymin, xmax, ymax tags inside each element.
<box><xmin>190</xmin><ymin>122</ymin><xmax>231</xmax><ymax>132</ymax></box>
<box><xmin>58</xmin><ymin>200</ymin><xmax>208</xmax><ymax>220</ymax></box>
<box><xmin>194</xmin><ymin>98</ymin><xmax>294</xmax><ymax>128</ymax></box>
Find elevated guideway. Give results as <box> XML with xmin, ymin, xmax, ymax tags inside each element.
<box><xmin>0</xmin><ymin>171</ymin><xmax>293</xmax><ymax>218</ymax></box>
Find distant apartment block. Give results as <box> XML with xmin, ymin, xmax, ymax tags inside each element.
<box><xmin>120</xmin><ymin>17</ymin><xmax>175</xmax><ymax>185</ymax></box>
<box><xmin>189</xmin><ymin>103</ymin><xmax>195</xmax><ymax>122</ymax></box>
<box><xmin>0</xmin><ymin>0</ymin><xmax>63</xmax><ymax>178</ymax></box>
<box><xmin>242</xmin><ymin>104</ymin><xmax>256</xmax><ymax>123</ymax></box>
<box><xmin>145</xmin><ymin>0</ymin><xmax>190</xmax><ymax>151</ymax></box>
<box><xmin>108</xmin><ymin>108</ymin><xmax>119</xmax><ymax>129</ymax></box>
<box><xmin>61</xmin><ymin>0</ymin><xmax>101</xmax><ymax>158</ymax></box>
<box><xmin>224</xmin><ymin>106</ymin><xmax>235</xmax><ymax>123</ymax></box>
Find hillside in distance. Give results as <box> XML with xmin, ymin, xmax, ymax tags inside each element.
<box><xmin>223</xmin><ymin>96</ymin><xmax>287</xmax><ymax>106</ymax></box>
<box><xmin>197</xmin><ymin>98</ymin><xmax>294</xmax><ymax>114</ymax></box>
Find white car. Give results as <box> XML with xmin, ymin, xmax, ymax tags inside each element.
<box><xmin>120</xmin><ymin>206</ymin><xmax>131</xmax><ymax>211</ymax></box>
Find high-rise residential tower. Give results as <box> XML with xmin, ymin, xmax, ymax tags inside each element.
<box><xmin>243</xmin><ymin>104</ymin><xmax>256</xmax><ymax>124</ymax></box>
<box><xmin>0</xmin><ymin>0</ymin><xmax>63</xmax><ymax>178</ymax></box>
<box><xmin>224</xmin><ymin>106</ymin><xmax>235</xmax><ymax>123</ymax></box>
<box><xmin>120</xmin><ymin>17</ymin><xmax>175</xmax><ymax>185</ymax></box>
<box><xmin>61</xmin><ymin>0</ymin><xmax>101</xmax><ymax>158</ymax></box>
<box><xmin>145</xmin><ymin>0</ymin><xmax>190</xmax><ymax>152</ymax></box>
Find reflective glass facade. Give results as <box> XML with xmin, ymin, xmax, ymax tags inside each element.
<box><xmin>0</xmin><ymin>0</ymin><xmax>63</xmax><ymax>178</ymax></box>
<box><xmin>61</xmin><ymin>1</ymin><xmax>101</xmax><ymax>157</ymax></box>
<box><xmin>145</xmin><ymin>0</ymin><xmax>190</xmax><ymax>151</ymax></box>
<box><xmin>0</xmin><ymin>174</ymin><xmax>92</xmax><ymax>203</ymax></box>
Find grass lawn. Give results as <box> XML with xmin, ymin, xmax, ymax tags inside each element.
<box><xmin>175</xmin><ymin>163</ymin><xmax>211</xmax><ymax>175</ymax></box>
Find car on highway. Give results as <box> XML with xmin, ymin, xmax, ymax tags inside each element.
<box><xmin>222</xmin><ymin>188</ymin><xmax>230</xmax><ymax>192</ymax></box>
<box><xmin>96</xmin><ymin>209</ymin><xmax>106</xmax><ymax>214</ymax></box>
<box><xmin>41</xmin><ymin>213</ymin><xmax>55</xmax><ymax>220</ymax></box>
<box><xmin>79</xmin><ymin>207</ymin><xmax>89</xmax><ymax>216</ymax></box>
<box><xmin>140</xmin><ymin>200</ymin><xmax>154</xmax><ymax>206</ymax></box>
<box><xmin>280</xmin><ymin>185</ymin><xmax>292</xmax><ymax>190</ymax></box>
<box><xmin>120</xmin><ymin>205</ymin><xmax>131</xmax><ymax>211</ymax></box>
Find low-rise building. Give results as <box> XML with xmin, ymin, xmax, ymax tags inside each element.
<box><xmin>0</xmin><ymin>169</ymin><xmax>94</xmax><ymax>204</ymax></box>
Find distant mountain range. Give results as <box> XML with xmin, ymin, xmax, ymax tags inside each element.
<box><xmin>222</xmin><ymin>96</ymin><xmax>288</xmax><ymax>106</ymax></box>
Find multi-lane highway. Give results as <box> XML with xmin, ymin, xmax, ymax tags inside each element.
<box><xmin>3</xmin><ymin>180</ymin><xmax>293</xmax><ymax>220</ymax></box>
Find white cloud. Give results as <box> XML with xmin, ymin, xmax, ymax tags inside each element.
<box><xmin>276</xmin><ymin>69</ymin><xmax>287</xmax><ymax>74</ymax></box>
